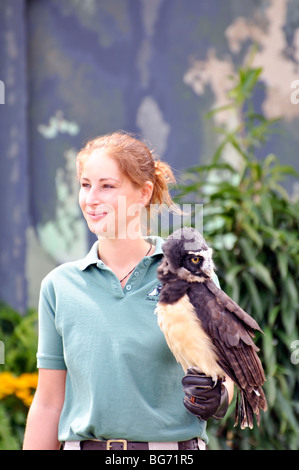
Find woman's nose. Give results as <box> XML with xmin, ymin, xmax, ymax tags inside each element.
<box><xmin>86</xmin><ymin>186</ymin><xmax>100</xmax><ymax>205</ymax></box>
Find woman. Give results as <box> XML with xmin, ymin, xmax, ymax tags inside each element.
<box><xmin>23</xmin><ymin>131</ymin><xmax>233</xmax><ymax>450</ymax></box>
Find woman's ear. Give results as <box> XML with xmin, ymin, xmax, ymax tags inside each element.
<box><xmin>140</xmin><ymin>181</ymin><xmax>154</xmax><ymax>207</ymax></box>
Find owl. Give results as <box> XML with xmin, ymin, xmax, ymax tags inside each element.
<box><xmin>155</xmin><ymin>227</ymin><xmax>267</xmax><ymax>429</ymax></box>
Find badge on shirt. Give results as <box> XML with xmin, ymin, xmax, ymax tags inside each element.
<box><xmin>146</xmin><ymin>284</ymin><xmax>162</xmax><ymax>302</ymax></box>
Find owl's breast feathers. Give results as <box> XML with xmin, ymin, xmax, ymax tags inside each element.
<box><xmin>156</xmin><ymin>267</ymin><xmax>267</xmax><ymax>428</ymax></box>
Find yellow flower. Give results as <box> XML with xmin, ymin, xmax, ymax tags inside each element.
<box><xmin>0</xmin><ymin>372</ymin><xmax>17</xmax><ymax>398</ymax></box>
<box><xmin>16</xmin><ymin>373</ymin><xmax>38</xmax><ymax>406</ymax></box>
<box><xmin>15</xmin><ymin>389</ymin><xmax>33</xmax><ymax>407</ymax></box>
<box><xmin>17</xmin><ymin>373</ymin><xmax>38</xmax><ymax>390</ymax></box>
<box><xmin>0</xmin><ymin>372</ymin><xmax>38</xmax><ymax>407</ymax></box>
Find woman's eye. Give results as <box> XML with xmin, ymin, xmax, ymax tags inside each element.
<box><xmin>191</xmin><ymin>257</ymin><xmax>200</xmax><ymax>264</ymax></box>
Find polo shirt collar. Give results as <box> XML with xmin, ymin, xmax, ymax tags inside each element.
<box><xmin>78</xmin><ymin>236</ymin><xmax>164</xmax><ymax>271</ymax></box>
<box><xmin>79</xmin><ymin>241</ymin><xmax>99</xmax><ymax>271</ymax></box>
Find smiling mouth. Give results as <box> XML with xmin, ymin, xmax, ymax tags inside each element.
<box><xmin>86</xmin><ymin>211</ymin><xmax>109</xmax><ymax>220</ymax></box>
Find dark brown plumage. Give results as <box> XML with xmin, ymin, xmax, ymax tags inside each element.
<box><xmin>156</xmin><ymin>227</ymin><xmax>267</xmax><ymax>429</ymax></box>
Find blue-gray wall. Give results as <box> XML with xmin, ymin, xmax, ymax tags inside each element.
<box><xmin>0</xmin><ymin>0</ymin><xmax>29</xmax><ymax>313</ymax></box>
<box><xmin>1</xmin><ymin>0</ymin><xmax>299</xmax><ymax>313</ymax></box>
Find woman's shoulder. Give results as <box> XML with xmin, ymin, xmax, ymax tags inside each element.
<box><xmin>41</xmin><ymin>241</ymin><xmax>99</xmax><ymax>286</ymax></box>
<box><xmin>40</xmin><ymin>260</ymin><xmax>83</xmax><ymax>291</ymax></box>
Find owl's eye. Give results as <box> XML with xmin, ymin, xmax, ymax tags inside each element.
<box><xmin>191</xmin><ymin>256</ymin><xmax>201</xmax><ymax>264</ymax></box>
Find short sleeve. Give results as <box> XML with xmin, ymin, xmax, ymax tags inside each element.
<box><xmin>36</xmin><ymin>276</ymin><xmax>66</xmax><ymax>370</ymax></box>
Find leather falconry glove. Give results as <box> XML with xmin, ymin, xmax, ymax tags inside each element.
<box><xmin>182</xmin><ymin>368</ymin><xmax>229</xmax><ymax>421</ymax></box>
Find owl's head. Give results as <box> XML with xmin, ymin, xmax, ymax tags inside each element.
<box><xmin>160</xmin><ymin>227</ymin><xmax>215</xmax><ymax>282</ymax></box>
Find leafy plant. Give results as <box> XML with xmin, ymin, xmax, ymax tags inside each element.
<box><xmin>0</xmin><ymin>303</ymin><xmax>38</xmax><ymax>449</ymax></box>
<box><xmin>176</xmin><ymin>60</ymin><xmax>299</xmax><ymax>450</ymax></box>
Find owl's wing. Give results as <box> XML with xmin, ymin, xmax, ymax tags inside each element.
<box><xmin>188</xmin><ymin>280</ymin><xmax>267</xmax><ymax>428</ymax></box>
<box><xmin>193</xmin><ymin>279</ymin><xmax>265</xmax><ymax>384</ymax></box>
<box><xmin>205</xmin><ymin>279</ymin><xmax>263</xmax><ymax>335</ymax></box>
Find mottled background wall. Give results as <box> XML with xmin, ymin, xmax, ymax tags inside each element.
<box><xmin>1</xmin><ymin>0</ymin><xmax>299</xmax><ymax>313</ymax></box>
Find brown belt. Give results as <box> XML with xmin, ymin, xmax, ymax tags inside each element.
<box><xmin>79</xmin><ymin>438</ymin><xmax>199</xmax><ymax>450</ymax></box>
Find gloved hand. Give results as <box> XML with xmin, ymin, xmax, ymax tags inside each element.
<box><xmin>182</xmin><ymin>368</ymin><xmax>229</xmax><ymax>421</ymax></box>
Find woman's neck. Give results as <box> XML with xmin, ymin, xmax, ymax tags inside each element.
<box><xmin>97</xmin><ymin>237</ymin><xmax>153</xmax><ymax>284</ymax></box>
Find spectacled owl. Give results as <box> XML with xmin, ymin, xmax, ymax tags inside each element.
<box><xmin>155</xmin><ymin>227</ymin><xmax>267</xmax><ymax>429</ymax></box>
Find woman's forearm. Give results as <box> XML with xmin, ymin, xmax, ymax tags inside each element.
<box><xmin>23</xmin><ymin>398</ymin><xmax>62</xmax><ymax>450</ymax></box>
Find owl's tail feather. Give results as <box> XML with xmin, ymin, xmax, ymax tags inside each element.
<box><xmin>235</xmin><ymin>387</ymin><xmax>267</xmax><ymax>429</ymax></box>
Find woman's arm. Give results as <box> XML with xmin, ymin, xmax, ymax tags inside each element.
<box><xmin>23</xmin><ymin>369</ymin><xmax>66</xmax><ymax>450</ymax></box>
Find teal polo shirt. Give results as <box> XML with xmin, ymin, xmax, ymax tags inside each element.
<box><xmin>37</xmin><ymin>236</ymin><xmax>210</xmax><ymax>443</ymax></box>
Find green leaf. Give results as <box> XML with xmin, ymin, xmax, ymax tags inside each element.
<box><xmin>242</xmin><ymin>222</ymin><xmax>263</xmax><ymax>248</ymax></box>
<box><xmin>276</xmin><ymin>390</ymin><xmax>299</xmax><ymax>434</ymax></box>
<box><xmin>241</xmin><ymin>272</ymin><xmax>264</xmax><ymax>320</ymax></box>
<box><xmin>285</xmin><ymin>274</ymin><xmax>299</xmax><ymax>305</ymax></box>
<box><xmin>225</xmin><ymin>264</ymin><xmax>244</xmax><ymax>285</ymax></box>
<box><xmin>264</xmin><ymin>375</ymin><xmax>276</xmax><ymax>408</ymax></box>
<box><xmin>263</xmin><ymin>327</ymin><xmax>276</xmax><ymax>369</ymax></box>
<box><xmin>259</xmin><ymin>196</ymin><xmax>273</xmax><ymax>226</ymax></box>
<box><xmin>205</xmin><ymin>103</ymin><xmax>235</xmax><ymax>120</ymax></box>
<box><xmin>268</xmin><ymin>305</ymin><xmax>280</xmax><ymax>327</ymax></box>
<box><xmin>238</xmin><ymin>237</ymin><xmax>258</xmax><ymax>264</ymax></box>
<box><xmin>277</xmin><ymin>251</ymin><xmax>288</xmax><ymax>280</ymax></box>
<box><xmin>248</xmin><ymin>260</ymin><xmax>276</xmax><ymax>292</ymax></box>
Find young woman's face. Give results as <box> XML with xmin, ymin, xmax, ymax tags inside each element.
<box><xmin>79</xmin><ymin>149</ymin><xmax>150</xmax><ymax>239</ymax></box>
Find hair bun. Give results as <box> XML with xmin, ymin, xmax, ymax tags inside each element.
<box><xmin>154</xmin><ymin>160</ymin><xmax>162</xmax><ymax>176</ymax></box>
